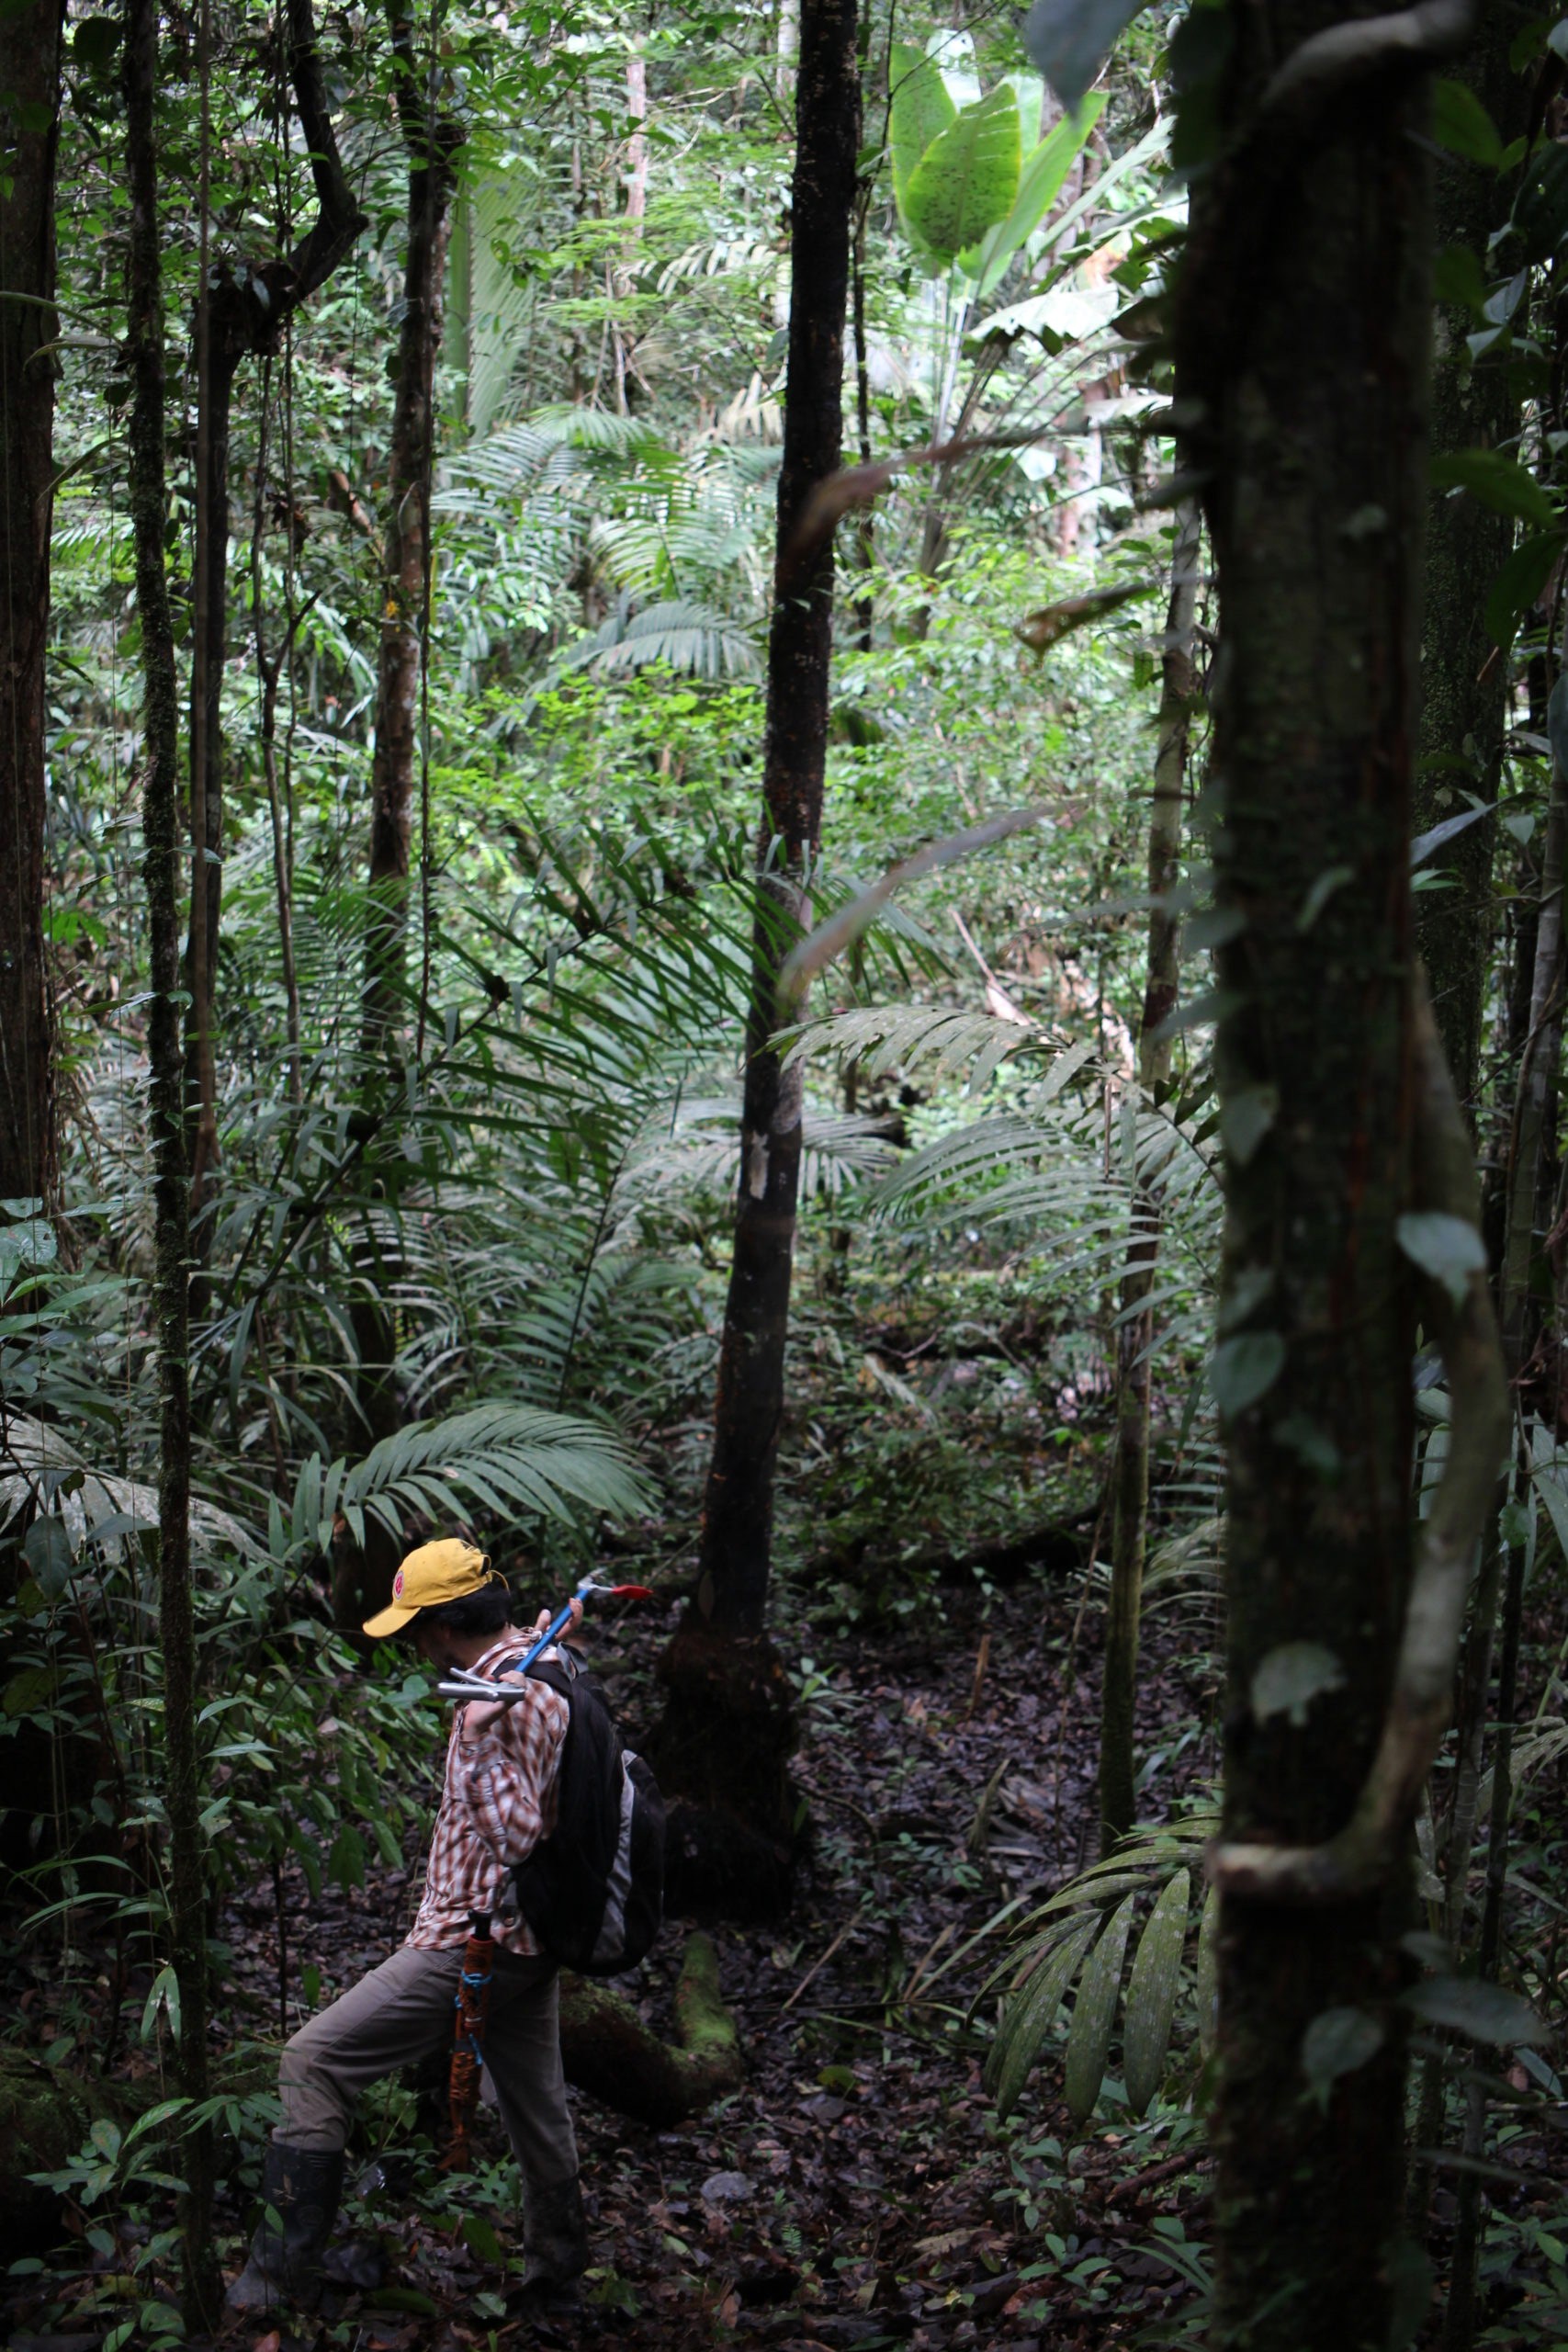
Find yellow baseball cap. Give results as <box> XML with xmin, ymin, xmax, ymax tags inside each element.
<box><xmin>362</xmin><ymin>1537</ymin><xmax>499</xmax><ymax>1638</ymax></box>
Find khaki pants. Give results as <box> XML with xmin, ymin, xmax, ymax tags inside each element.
<box><xmin>276</xmin><ymin>1941</ymin><xmax>578</xmax><ymax>2194</ymax></box>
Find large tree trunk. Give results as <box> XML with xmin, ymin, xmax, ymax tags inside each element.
<box><xmin>123</xmin><ymin>0</ymin><xmax>219</xmax><ymax>2321</ymax></box>
<box><xmin>1173</xmin><ymin>10</ymin><xmax>1457</xmax><ymax>2346</ymax></box>
<box><xmin>362</xmin><ymin>2</ymin><xmax>460</xmax><ymax>1059</ymax></box>
<box><xmin>650</xmin><ymin>0</ymin><xmax>859</xmax><ymax>1899</ymax></box>
<box><xmin>0</xmin><ymin>0</ymin><xmax>63</xmax><ymax>1222</ymax></box>
<box><xmin>1412</xmin><ymin>12</ymin><xmax>1523</xmax><ymax>1119</ymax></box>
<box><xmin>1098</xmin><ymin>503</ymin><xmax>1201</xmax><ymax>1852</ymax></box>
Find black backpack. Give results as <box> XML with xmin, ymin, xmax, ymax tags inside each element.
<box><xmin>508</xmin><ymin>1655</ymin><xmax>666</xmax><ymax>1976</ymax></box>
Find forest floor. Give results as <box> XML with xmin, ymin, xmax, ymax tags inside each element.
<box><xmin>229</xmin><ymin>1566</ymin><xmax>1217</xmax><ymax>2352</ymax></box>
<box><xmin>5</xmin><ymin>1338</ymin><xmax>1563</xmax><ymax>2349</ymax></box>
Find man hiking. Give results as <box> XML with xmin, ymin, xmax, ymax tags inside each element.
<box><xmin>228</xmin><ymin>1536</ymin><xmax>589</xmax><ymax>2317</ymax></box>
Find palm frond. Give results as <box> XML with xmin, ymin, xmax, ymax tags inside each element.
<box><xmin>293</xmin><ymin>1402</ymin><xmax>649</xmax><ymax>1558</ymax></box>
<box><xmin>0</xmin><ymin>1412</ymin><xmax>258</xmax><ymax>1560</ymax></box>
<box><xmin>559</xmin><ymin>595</ymin><xmax>761</xmax><ymax>681</ymax></box>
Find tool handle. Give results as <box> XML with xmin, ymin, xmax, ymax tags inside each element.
<box><xmin>433</xmin><ymin>1581</ymin><xmax>589</xmax><ymax>1707</ymax></box>
<box><xmin>513</xmin><ymin>1586</ymin><xmax>590</xmax><ymax>1678</ymax></box>
<box><xmin>431</xmin><ymin>1579</ymin><xmax>652</xmax><ymax>1704</ymax></box>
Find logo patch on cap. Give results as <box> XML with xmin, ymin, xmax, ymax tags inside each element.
<box><xmin>392</xmin><ymin>1569</ymin><xmax>404</xmax><ymax>1598</ymax></box>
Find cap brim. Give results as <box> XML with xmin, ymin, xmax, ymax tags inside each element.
<box><xmin>362</xmin><ymin>1601</ymin><xmax>420</xmax><ymax>1639</ymax></box>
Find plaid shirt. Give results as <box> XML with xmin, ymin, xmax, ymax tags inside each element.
<box><xmin>407</xmin><ymin>1634</ymin><xmax>570</xmax><ymax>1957</ymax></box>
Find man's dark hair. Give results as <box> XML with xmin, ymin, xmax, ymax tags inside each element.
<box><xmin>420</xmin><ymin>1578</ymin><xmax>513</xmax><ymax>1637</ymax></box>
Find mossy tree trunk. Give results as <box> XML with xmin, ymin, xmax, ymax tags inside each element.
<box><xmin>1099</xmin><ymin>502</ymin><xmax>1201</xmax><ymax>1853</ymax></box>
<box><xmin>123</xmin><ymin>0</ymin><xmax>220</xmax><ymax>2322</ymax></box>
<box><xmin>0</xmin><ymin>0</ymin><xmax>62</xmax><ymax>1227</ymax></box>
<box><xmin>653</xmin><ymin>0</ymin><xmax>860</xmax><ymax>1895</ymax></box>
<box><xmin>1175</xmin><ymin>7</ymin><xmax>1447</xmax><ymax>2344</ymax></box>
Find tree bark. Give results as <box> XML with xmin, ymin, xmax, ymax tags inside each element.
<box><xmin>123</xmin><ymin>0</ymin><xmax>220</xmax><ymax>2320</ymax></box>
<box><xmin>1500</xmin><ymin>746</ymin><xmax>1566</xmax><ymax>1369</ymax></box>
<box><xmin>1099</xmin><ymin>503</ymin><xmax>1201</xmax><ymax>1853</ymax></box>
<box><xmin>352</xmin><ymin>3</ymin><xmax>460</xmax><ymax>1447</ymax></box>
<box><xmin>1413</xmin><ymin>13</ymin><xmax>1523</xmax><ymax>1119</ymax></box>
<box><xmin>1441</xmin><ymin>1506</ymin><xmax>1526</xmax><ymax>2352</ymax></box>
<box><xmin>361</xmin><ymin>0</ymin><xmax>461</xmax><ymax>1059</ymax></box>
<box><xmin>183</xmin><ymin>0</ymin><xmax>366</xmax><ymax>1164</ymax></box>
<box><xmin>1174</xmin><ymin>9</ymin><xmax>1447</xmax><ymax>2345</ymax></box>
<box><xmin>0</xmin><ymin>0</ymin><xmax>63</xmax><ymax>1221</ymax></box>
<box><xmin>652</xmin><ymin>0</ymin><xmax>859</xmax><ymax>1865</ymax></box>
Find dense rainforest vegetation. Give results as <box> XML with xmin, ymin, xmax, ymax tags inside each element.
<box><xmin>2</xmin><ymin>0</ymin><xmax>1565</xmax><ymax>2345</ymax></box>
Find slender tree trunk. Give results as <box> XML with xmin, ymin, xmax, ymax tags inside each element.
<box><xmin>652</xmin><ymin>0</ymin><xmax>859</xmax><ymax>1874</ymax></box>
<box><xmin>123</xmin><ymin>0</ymin><xmax>219</xmax><ymax>2321</ymax></box>
<box><xmin>1174</xmin><ymin>8</ymin><xmax>1447</xmax><ymax>2344</ymax></box>
<box><xmin>1099</xmin><ymin>503</ymin><xmax>1201</xmax><ymax>1853</ymax></box>
<box><xmin>1413</xmin><ymin>15</ymin><xmax>1523</xmax><ymax>1118</ymax></box>
<box><xmin>1442</xmin><ymin>1499</ymin><xmax>1525</xmax><ymax>2352</ymax></box>
<box><xmin>362</xmin><ymin>1</ymin><xmax>460</xmax><ymax>1058</ymax></box>
<box><xmin>0</xmin><ymin>0</ymin><xmax>63</xmax><ymax>1221</ymax></box>
<box><xmin>354</xmin><ymin>4</ymin><xmax>459</xmax><ymax>1447</ymax></box>
<box><xmin>1500</xmin><ymin>743</ymin><xmax>1566</xmax><ymax>1367</ymax></box>
<box><xmin>182</xmin><ymin>0</ymin><xmax>365</xmax><ymax>1152</ymax></box>
<box><xmin>251</xmin><ymin>359</ymin><xmax>303</xmax><ymax>1106</ymax></box>
<box><xmin>612</xmin><ymin>48</ymin><xmax>647</xmax><ymax>414</ymax></box>
<box><xmin>776</xmin><ymin>0</ymin><xmax>800</xmax><ymax>106</ymax></box>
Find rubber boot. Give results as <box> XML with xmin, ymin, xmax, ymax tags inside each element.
<box><xmin>226</xmin><ymin>2143</ymin><xmax>344</xmax><ymax>2312</ymax></box>
<box><xmin>506</xmin><ymin>2173</ymin><xmax>590</xmax><ymax>2320</ymax></box>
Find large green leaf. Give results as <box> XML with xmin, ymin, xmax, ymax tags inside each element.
<box><xmin>987</xmin><ymin>1913</ymin><xmax>1100</xmax><ymax>2120</ymax></box>
<box><xmin>1064</xmin><ymin>1892</ymin><xmax>1137</xmax><ymax>2121</ymax></box>
<box><xmin>1022</xmin><ymin>0</ymin><xmax>1152</xmax><ymax>108</ymax></box>
<box><xmin>889</xmin><ymin>41</ymin><xmax>956</xmax><ymax>226</ymax></box>
<box><xmin>1122</xmin><ymin>1869</ymin><xmax>1190</xmax><ymax>2115</ymax></box>
<box><xmin>1431</xmin><ymin>448</ymin><xmax>1560</xmax><ymax>533</ymax></box>
<box><xmin>1484</xmin><ymin>531</ymin><xmax>1561</xmax><ymax>651</ymax></box>
<box><xmin>970</xmin><ymin>93</ymin><xmax>1107</xmax><ymax>299</ymax></box>
<box><xmin>904</xmin><ymin>85</ymin><xmax>1022</xmax><ymax>269</ymax></box>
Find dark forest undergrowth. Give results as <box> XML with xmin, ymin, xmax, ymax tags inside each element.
<box><xmin>6</xmin><ymin>1523</ymin><xmax>1563</xmax><ymax>2352</ymax></box>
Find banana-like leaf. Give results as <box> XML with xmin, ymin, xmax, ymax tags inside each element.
<box><xmin>1122</xmin><ymin>1868</ymin><xmax>1190</xmax><ymax>2115</ymax></box>
<box><xmin>1195</xmin><ymin>1882</ymin><xmax>1221</xmax><ymax>2058</ymax></box>
<box><xmin>969</xmin><ymin>92</ymin><xmax>1108</xmax><ymax>300</ymax></box>
<box><xmin>890</xmin><ymin>40</ymin><xmax>956</xmax><ymax>226</ymax></box>
<box><xmin>1065</xmin><ymin>1891</ymin><xmax>1138</xmax><ymax>2122</ymax></box>
<box><xmin>988</xmin><ymin>1912</ymin><xmax>1100</xmax><ymax>2120</ymax></box>
<box><xmin>904</xmin><ymin>85</ymin><xmax>1022</xmax><ymax>270</ymax></box>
